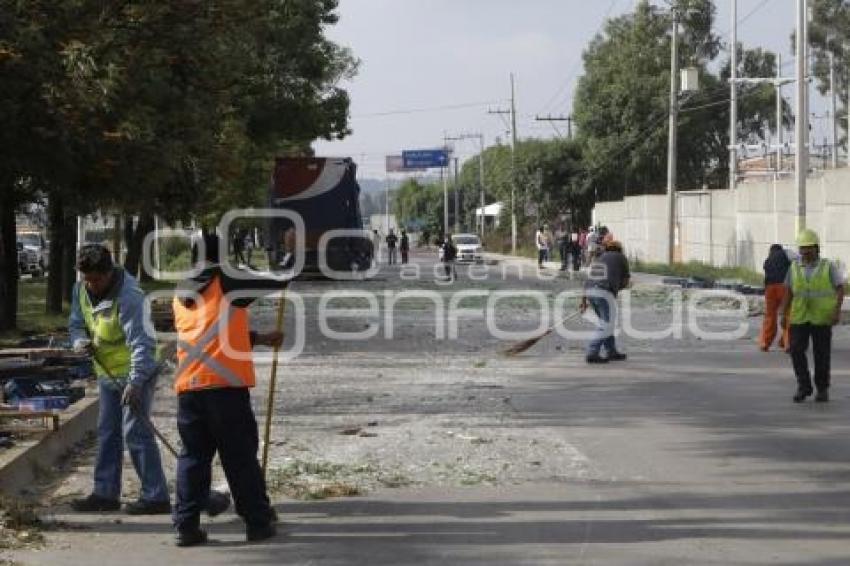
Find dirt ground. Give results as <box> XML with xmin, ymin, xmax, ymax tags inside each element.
<box><xmin>10</xmin><ymin>250</ymin><xmax>850</xmax><ymax>564</ymax></box>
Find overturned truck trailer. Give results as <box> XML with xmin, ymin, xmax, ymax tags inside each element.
<box><xmin>267</xmin><ymin>157</ymin><xmax>373</xmax><ymax>275</ymax></box>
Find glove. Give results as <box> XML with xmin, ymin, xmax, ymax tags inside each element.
<box><xmin>73</xmin><ymin>339</ymin><xmax>93</xmax><ymax>355</ymax></box>
<box><xmin>121</xmin><ymin>383</ymin><xmax>143</xmax><ymax>412</ymax></box>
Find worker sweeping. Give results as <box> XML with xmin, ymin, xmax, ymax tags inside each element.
<box><xmin>171</xmin><ymin>233</ymin><xmax>285</xmax><ymax>547</ymax></box>
<box><xmin>780</xmin><ymin>229</ymin><xmax>845</xmax><ymax>403</ymax></box>
<box><xmin>580</xmin><ymin>239</ymin><xmax>630</xmax><ymax>364</ymax></box>
<box><xmin>68</xmin><ymin>244</ymin><xmax>171</xmax><ymax>515</ymax></box>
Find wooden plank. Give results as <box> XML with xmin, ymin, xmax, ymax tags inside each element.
<box><xmin>0</xmin><ymin>410</ymin><xmax>61</xmax><ymax>432</ymax></box>
<box><xmin>0</xmin><ymin>348</ymin><xmax>86</xmax><ymax>361</ymax></box>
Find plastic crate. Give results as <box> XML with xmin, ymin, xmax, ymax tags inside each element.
<box><xmin>16</xmin><ymin>396</ymin><xmax>70</xmax><ymax>412</ymax></box>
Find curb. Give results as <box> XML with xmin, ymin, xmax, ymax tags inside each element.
<box><xmin>0</xmin><ymin>395</ymin><xmax>99</xmax><ymax>496</ymax></box>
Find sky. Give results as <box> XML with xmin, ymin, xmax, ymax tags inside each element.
<box><xmin>313</xmin><ymin>0</ymin><xmax>826</xmax><ymax>180</ymax></box>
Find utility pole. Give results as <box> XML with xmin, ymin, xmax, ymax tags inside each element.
<box><xmin>534</xmin><ymin>114</ymin><xmax>573</xmax><ymax>139</ymax></box>
<box><xmin>488</xmin><ymin>74</ymin><xmax>519</xmax><ymax>254</ymax></box>
<box><xmin>795</xmin><ymin>0</ymin><xmax>809</xmax><ymax>233</ymax></box>
<box><xmin>453</xmin><ymin>157</ymin><xmax>460</xmax><ymax>233</ymax></box>
<box><xmin>446</xmin><ymin>133</ymin><xmax>486</xmax><ymax>235</ymax></box>
<box><xmin>478</xmin><ymin>138</ymin><xmax>485</xmax><ymax>236</ymax></box>
<box><xmin>829</xmin><ymin>47</ymin><xmax>838</xmax><ymax>169</ymax></box>
<box><xmin>730</xmin><ymin>0</ymin><xmax>738</xmax><ymax>190</ymax></box>
<box><xmin>385</xmin><ymin>177</ymin><xmax>390</xmax><ymax>234</ymax></box>
<box><xmin>666</xmin><ymin>6</ymin><xmax>680</xmax><ymax>264</ymax></box>
<box><xmin>777</xmin><ymin>54</ymin><xmax>783</xmax><ymax>172</ymax></box>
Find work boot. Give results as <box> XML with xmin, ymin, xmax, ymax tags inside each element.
<box><xmin>585</xmin><ymin>354</ymin><xmax>608</xmax><ymax>364</ymax></box>
<box><xmin>246</xmin><ymin>522</ymin><xmax>277</xmax><ymax>543</ymax></box>
<box><xmin>793</xmin><ymin>387</ymin><xmax>813</xmax><ymax>403</ymax></box>
<box><xmin>815</xmin><ymin>390</ymin><xmax>830</xmax><ymax>403</ymax></box>
<box><xmin>607</xmin><ymin>352</ymin><xmax>627</xmax><ymax>362</ymax></box>
<box><xmin>176</xmin><ymin>527</ymin><xmax>208</xmax><ymax>547</ymax></box>
<box><xmin>70</xmin><ymin>493</ymin><xmax>120</xmax><ymax>513</ymax></box>
<box><xmin>125</xmin><ymin>499</ymin><xmax>171</xmax><ymax>515</ymax></box>
<box><xmin>206</xmin><ymin>490</ymin><xmax>231</xmax><ymax>517</ymax></box>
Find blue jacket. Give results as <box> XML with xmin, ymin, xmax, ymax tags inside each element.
<box><xmin>69</xmin><ymin>268</ymin><xmax>157</xmax><ymax>387</ymax></box>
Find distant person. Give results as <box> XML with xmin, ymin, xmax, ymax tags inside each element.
<box><xmin>780</xmin><ymin>229</ymin><xmax>845</xmax><ymax>403</ymax></box>
<box><xmin>243</xmin><ymin>231</ymin><xmax>254</xmax><ymax>267</ymax></box>
<box><xmin>759</xmin><ymin>244</ymin><xmax>791</xmax><ymax>352</ymax></box>
<box><xmin>440</xmin><ymin>235</ymin><xmax>457</xmax><ymax>280</ymax></box>
<box><xmin>578</xmin><ymin>228</ymin><xmax>588</xmax><ymax>266</ymax></box>
<box><xmin>556</xmin><ymin>224</ymin><xmax>568</xmax><ymax>271</ymax></box>
<box><xmin>542</xmin><ymin>224</ymin><xmax>554</xmax><ymax>262</ymax></box>
<box><xmin>570</xmin><ymin>230</ymin><xmax>581</xmax><ymax>271</ymax></box>
<box><xmin>372</xmin><ymin>230</ymin><xmax>381</xmax><ymax>265</ymax></box>
<box><xmin>231</xmin><ymin>231</ymin><xmax>245</xmax><ymax>265</ymax></box>
<box><xmin>535</xmin><ymin>226</ymin><xmax>548</xmax><ymax>268</ymax></box>
<box><xmin>580</xmin><ymin>240</ymin><xmax>630</xmax><ymax>364</ymax></box>
<box><xmin>400</xmin><ymin>230</ymin><xmax>410</xmax><ymax>264</ymax></box>
<box><xmin>385</xmin><ymin>229</ymin><xmax>398</xmax><ymax>265</ymax></box>
<box><xmin>585</xmin><ymin>227</ymin><xmax>598</xmax><ymax>265</ymax></box>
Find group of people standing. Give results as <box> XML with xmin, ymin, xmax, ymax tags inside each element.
<box><xmin>535</xmin><ymin>224</ymin><xmax>611</xmax><ymax>271</ymax></box>
<box><xmin>373</xmin><ymin>228</ymin><xmax>410</xmax><ymax>265</ymax></box>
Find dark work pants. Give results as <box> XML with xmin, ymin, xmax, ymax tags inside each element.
<box><xmin>174</xmin><ymin>387</ymin><xmax>274</xmax><ymax>532</ymax></box>
<box><xmin>789</xmin><ymin>323</ymin><xmax>832</xmax><ymax>392</ymax></box>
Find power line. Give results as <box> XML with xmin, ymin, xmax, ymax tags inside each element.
<box><xmin>535</xmin><ymin>0</ymin><xmax>623</xmax><ymax>116</ymax></box>
<box><xmin>351</xmin><ymin>100</ymin><xmax>503</xmax><ymax>119</ymax></box>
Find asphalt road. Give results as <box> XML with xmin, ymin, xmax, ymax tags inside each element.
<box><xmin>11</xmin><ymin>250</ymin><xmax>850</xmax><ymax>565</ymax></box>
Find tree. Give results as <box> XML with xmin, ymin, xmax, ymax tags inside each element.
<box><xmin>0</xmin><ymin>1</ymin><xmax>357</xmax><ymax>327</ymax></box>
<box><xmin>573</xmin><ymin>0</ymin><xmax>781</xmax><ymax>200</ymax></box>
<box><xmin>806</xmin><ymin>0</ymin><xmax>850</xmax><ymax>151</ymax></box>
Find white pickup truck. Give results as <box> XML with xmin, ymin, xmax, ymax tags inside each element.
<box><xmin>17</xmin><ymin>232</ymin><xmax>48</xmax><ymax>276</ymax></box>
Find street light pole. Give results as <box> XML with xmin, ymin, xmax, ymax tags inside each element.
<box><xmin>730</xmin><ymin>0</ymin><xmax>738</xmax><ymax>190</ymax></box>
<box><xmin>453</xmin><ymin>157</ymin><xmax>460</xmax><ymax>234</ymax></box>
<box><xmin>510</xmin><ymin>73</ymin><xmax>518</xmax><ymax>255</ymax></box>
<box><xmin>795</xmin><ymin>0</ymin><xmax>808</xmax><ymax>233</ymax></box>
<box><xmin>666</xmin><ymin>7</ymin><xmax>680</xmax><ymax>264</ymax></box>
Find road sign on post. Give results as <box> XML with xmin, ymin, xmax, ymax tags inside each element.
<box><xmin>402</xmin><ymin>149</ymin><xmax>449</xmax><ymax>169</ymax></box>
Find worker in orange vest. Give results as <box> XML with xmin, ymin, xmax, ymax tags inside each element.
<box><xmin>171</xmin><ymin>233</ymin><xmax>285</xmax><ymax>547</ymax></box>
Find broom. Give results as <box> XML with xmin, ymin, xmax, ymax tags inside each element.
<box><xmin>502</xmin><ymin>310</ymin><xmax>583</xmax><ymax>357</ymax></box>
<box><xmin>261</xmin><ymin>288</ymin><xmax>287</xmax><ymax>479</ymax></box>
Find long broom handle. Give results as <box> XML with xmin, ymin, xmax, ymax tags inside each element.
<box><xmin>538</xmin><ymin>310</ymin><xmax>583</xmax><ymax>338</ymax></box>
<box><xmin>261</xmin><ymin>289</ymin><xmax>287</xmax><ymax>478</ymax></box>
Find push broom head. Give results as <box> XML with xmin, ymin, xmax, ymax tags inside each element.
<box><xmin>502</xmin><ymin>329</ymin><xmax>552</xmax><ymax>357</ymax></box>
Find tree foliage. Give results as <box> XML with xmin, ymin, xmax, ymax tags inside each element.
<box><xmin>0</xmin><ymin>0</ymin><xmax>356</xmax><ymax>328</ymax></box>
<box><xmin>806</xmin><ymin>0</ymin><xmax>850</xmax><ymax>149</ymax></box>
<box><xmin>573</xmin><ymin>0</ymin><xmax>783</xmax><ymax>200</ymax></box>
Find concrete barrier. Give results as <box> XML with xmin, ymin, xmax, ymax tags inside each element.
<box><xmin>0</xmin><ymin>395</ymin><xmax>98</xmax><ymax>496</ymax></box>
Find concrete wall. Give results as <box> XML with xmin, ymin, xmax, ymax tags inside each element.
<box><xmin>593</xmin><ymin>168</ymin><xmax>850</xmax><ymax>272</ymax></box>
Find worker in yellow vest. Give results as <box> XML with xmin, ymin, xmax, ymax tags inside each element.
<box><xmin>171</xmin><ymin>234</ymin><xmax>284</xmax><ymax>547</ymax></box>
<box><xmin>780</xmin><ymin>229</ymin><xmax>846</xmax><ymax>403</ymax></box>
<box><xmin>68</xmin><ymin>244</ymin><xmax>170</xmax><ymax>514</ymax></box>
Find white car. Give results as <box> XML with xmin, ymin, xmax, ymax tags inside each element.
<box><xmin>451</xmin><ymin>233</ymin><xmax>484</xmax><ymax>263</ymax></box>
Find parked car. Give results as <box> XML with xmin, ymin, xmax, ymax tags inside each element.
<box><xmin>451</xmin><ymin>233</ymin><xmax>484</xmax><ymax>263</ymax></box>
<box><xmin>17</xmin><ymin>231</ymin><xmax>48</xmax><ymax>273</ymax></box>
<box><xmin>17</xmin><ymin>242</ymin><xmax>42</xmax><ymax>277</ymax></box>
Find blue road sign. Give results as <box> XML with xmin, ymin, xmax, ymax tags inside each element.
<box><xmin>402</xmin><ymin>149</ymin><xmax>450</xmax><ymax>169</ymax></box>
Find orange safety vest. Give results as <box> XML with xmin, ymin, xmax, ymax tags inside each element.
<box><xmin>172</xmin><ymin>275</ymin><xmax>255</xmax><ymax>394</ymax></box>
